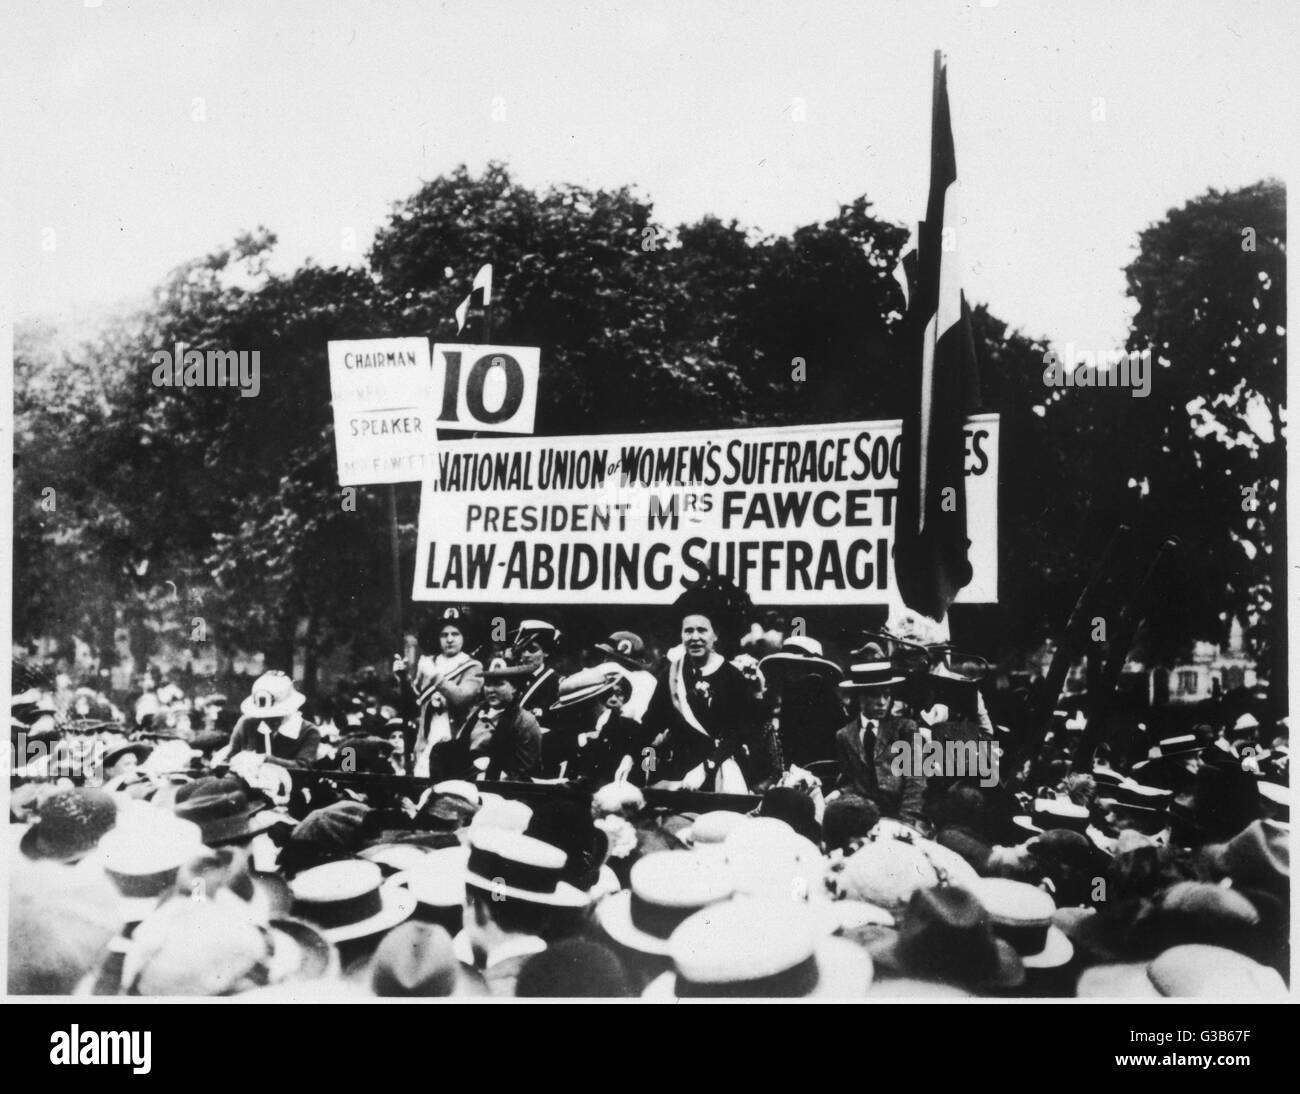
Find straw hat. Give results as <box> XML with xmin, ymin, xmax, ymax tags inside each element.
<box><xmin>643</xmin><ymin>898</ymin><xmax>873</xmax><ymax>999</ymax></box>
<box><xmin>596</xmin><ymin>851</ymin><xmax>735</xmax><ymax>956</ymax></box>
<box><xmin>289</xmin><ymin>859</ymin><xmax>417</xmax><ymax>943</ymax></box>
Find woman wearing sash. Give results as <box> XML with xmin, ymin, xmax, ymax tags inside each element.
<box><xmin>645</xmin><ymin>575</ymin><xmax>775</xmax><ymax>792</ymax></box>
<box><xmin>394</xmin><ymin>607</ymin><xmax>484</xmax><ymax>777</ymax></box>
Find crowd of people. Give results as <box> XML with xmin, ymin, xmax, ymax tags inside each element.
<box><xmin>8</xmin><ymin>578</ymin><xmax>1291</xmax><ymax>999</ymax></box>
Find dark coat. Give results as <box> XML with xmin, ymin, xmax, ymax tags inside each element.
<box><xmin>644</xmin><ymin>658</ymin><xmax>773</xmax><ymax>786</ymax></box>
<box><xmin>227</xmin><ymin>716</ymin><xmax>322</xmax><ymax>766</ymax></box>
<box><xmin>436</xmin><ymin>702</ymin><xmax>542</xmax><ymax>781</ymax></box>
<box><xmin>833</xmin><ymin>714</ymin><xmax>927</xmax><ymax>825</ymax></box>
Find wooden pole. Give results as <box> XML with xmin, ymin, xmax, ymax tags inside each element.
<box><xmin>386</xmin><ymin>485</ymin><xmax>403</xmax><ymax>639</ymax></box>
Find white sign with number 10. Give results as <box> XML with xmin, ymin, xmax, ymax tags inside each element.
<box><xmin>432</xmin><ymin>343</ymin><xmax>539</xmax><ymax>436</ymax></box>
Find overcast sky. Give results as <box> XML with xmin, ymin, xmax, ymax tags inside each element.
<box><xmin>4</xmin><ymin>0</ymin><xmax>1295</xmax><ymax>351</ymax></box>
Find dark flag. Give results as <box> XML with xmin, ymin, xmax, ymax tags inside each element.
<box><xmin>893</xmin><ymin>51</ymin><xmax>983</xmax><ymax>622</ymax></box>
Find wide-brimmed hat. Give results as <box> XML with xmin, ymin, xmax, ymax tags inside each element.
<box><xmin>240</xmin><ymin>671</ymin><xmax>307</xmax><ymax>719</ymax></box>
<box><xmin>94</xmin><ymin>812</ymin><xmax>207</xmax><ymax>924</ymax></box>
<box><xmin>759</xmin><ymin>637</ymin><xmax>843</xmax><ymax>686</ymax></box>
<box><xmin>359</xmin><ymin>843</ymin><xmax>436</xmax><ymax>876</ymax></box>
<box><xmin>968</xmin><ymin>879</ymin><xmax>1073</xmax><ymax>969</ymax></box>
<box><xmin>549</xmin><ymin>667</ymin><xmax>622</xmax><ymax>711</ymax></box>
<box><xmin>721</xmin><ymin>817</ymin><xmax>829</xmax><ymax>902</ymax></box>
<box><xmin>1151</xmin><ymin>732</ymin><xmax>1207</xmax><ymax>760</ymax></box>
<box><xmin>685</xmin><ymin>810</ymin><xmax>751</xmax><ymax>847</ymax></box>
<box><xmin>289</xmin><ymin>859</ymin><xmax>417</xmax><ymax>943</ymax></box>
<box><xmin>593</xmin><ymin>631</ymin><xmax>652</xmax><ymax>671</ymax></box>
<box><xmin>1013</xmin><ymin>797</ymin><xmax>1091</xmax><ymax>836</ymax></box>
<box><xmin>597</xmin><ymin>851</ymin><xmax>735</xmax><ymax>956</ymax></box>
<box><xmin>865</xmin><ymin>886</ymin><xmax>1025</xmax><ymax>991</ymax></box>
<box><xmin>172</xmin><ymin>776</ymin><xmax>287</xmax><ymax>846</ymax></box>
<box><xmin>838</xmin><ymin>645</ymin><xmax>905</xmax><ymax>691</ymax></box>
<box><xmin>836</xmin><ymin>838</ymin><xmax>940</xmax><ymax>912</ymax></box>
<box><xmin>102</xmin><ymin>741</ymin><xmax>154</xmax><ymax>771</ymax></box>
<box><xmin>20</xmin><ymin>788</ymin><xmax>118</xmax><ymax>864</ymax></box>
<box><xmin>463</xmin><ymin>828</ymin><xmax>590</xmax><ymax>908</ymax></box>
<box><xmin>393</xmin><ymin>846</ymin><xmax>473</xmax><ymax>910</ymax></box>
<box><xmin>122</xmin><ymin>899</ymin><xmax>334</xmax><ymax>995</ymax></box>
<box><xmin>1097</xmin><ymin>779</ymin><xmax>1173</xmax><ymax>816</ymax></box>
<box><xmin>643</xmin><ymin>898</ymin><xmax>873</xmax><ymax>999</ymax></box>
<box><xmin>1076</xmin><ymin>943</ymin><xmax>1287</xmax><ymax>999</ymax></box>
<box><xmin>511</xmin><ymin>620</ymin><xmax>561</xmax><ymax>653</ymax></box>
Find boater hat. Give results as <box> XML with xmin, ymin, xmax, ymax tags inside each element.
<box><xmin>838</xmin><ymin>645</ymin><xmax>905</xmax><ymax>690</ymax></box>
<box><xmin>759</xmin><ymin>637</ymin><xmax>843</xmax><ymax>685</ymax></box>
<box><xmin>596</xmin><ymin>851</ymin><xmax>735</xmax><ymax>956</ymax></box>
<box><xmin>968</xmin><ymin>878</ymin><xmax>1074</xmax><ymax>969</ymax></box>
<box><xmin>463</xmin><ymin>828</ymin><xmax>590</xmax><ymax>908</ymax></box>
<box><xmin>643</xmin><ymin>898</ymin><xmax>873</xmax><ymax>999</ymax></box>
<box><xmin>289</xmin><ymin>859</ymin><xmax>416</xmax><ymax>943</ymax></box>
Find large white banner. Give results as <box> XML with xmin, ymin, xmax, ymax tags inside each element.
<box><xmin>413</xmin><ymin>415</ymin><xmax>998</xmax><ymax>605</ymax></box>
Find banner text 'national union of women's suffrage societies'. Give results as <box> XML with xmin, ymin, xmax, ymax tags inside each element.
<box><xmin>413</xmin><ymin>415</ymin><xmax>998</xmax><ymax>605</ymax></box>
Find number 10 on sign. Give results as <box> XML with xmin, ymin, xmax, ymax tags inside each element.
<box><xmin>433</xmin><ymin>344</ymin><xmax>539</xmax><ymax>434</ymax></box>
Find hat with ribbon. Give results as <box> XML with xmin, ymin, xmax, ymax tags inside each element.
<box><xmin>596</xmin><ymin>850</ymin><xmax>735</xmax><ymax>956</ymax></box>
<box><xmin>643</xmin><ymin>897</ymin><xmax>873</xmax><ymax>999</ymax></box>
<box><xmin>759</xmin><ymin>637</ymin><xmax>843</xmax><ymax>686</ymax></box>
<box><xmin>511</xmin><ymin>620</ymin><xmax>561</xmax><ymax>654</ymax></box>
<box><xmin>463</xmin><ymin>828</ymin><xmax>590</xmax><ymax>908</ymax></box>
<box><xmin>593</xmin><ymin>631</ymin><xmax>652</xmax><ymax>671</ymax></box>
<box><xmin>239</xmin><ymin>671</ymin><xmax>307</xmax><ymax>720</ymax></box>
<box><xmin>968</xmin><ymin>878</ymin><xmax>1074</xmax><ymax>969</ymax></box>
<box><xmin>289</xmin><ymin>859</ymin><xmax>416</xmax><ymax>943</ymax></box>
<box><xmin>838</xmin><ymin>644</ymin><xmax>906</xmax><ymax>691</ymax></box>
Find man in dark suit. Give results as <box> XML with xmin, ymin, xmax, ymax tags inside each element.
<box><xmin>833</xmin><ymin>652</ymin><xmax>928</xmax><ymax>829</ymax></box>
